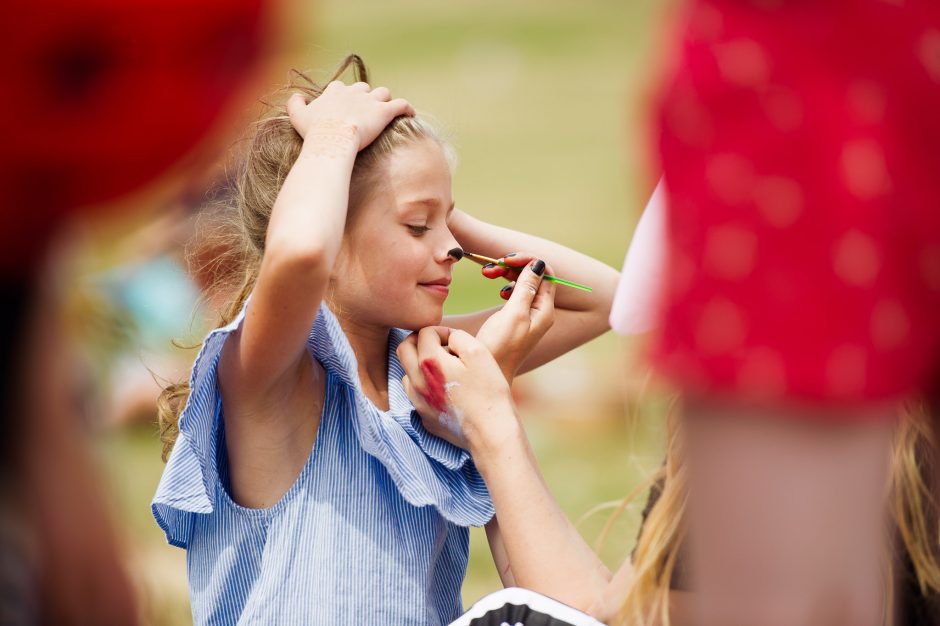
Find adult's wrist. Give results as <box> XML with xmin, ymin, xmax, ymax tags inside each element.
<box><xmin>467</xmin><ymin>406</ymin><xmax>527</xmax><ymax>471</ymax></box>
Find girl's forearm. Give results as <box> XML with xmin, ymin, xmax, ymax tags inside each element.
<box><xmin>264</xmin><ymin>129</ymin><xmax>358</xmax><ymax>273</ymax></box>
<box><xmin>449</xmin><ymin>209</ymin><xmax>619</xmax><ymax>313</ymax></box>
<box><xmin>472</xmin><ymin>418</ymin><xmax>611</xmax><ymax>611</ymax></box>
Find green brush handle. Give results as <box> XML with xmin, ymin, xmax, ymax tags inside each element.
<box><xmin>496</xmin><ymin>261</ymin><xmax>593</xmax><ymax>292</ymax></box>
<box><xmin>542</xmin><ymin>274</ymin><xmax>593</xmax><ymax>292</ymax></box>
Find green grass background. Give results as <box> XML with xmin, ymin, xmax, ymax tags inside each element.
<box><xmin>93</xmin><ymin>1</ymin><xmax>677</xmax><ymax>622</ymax></box>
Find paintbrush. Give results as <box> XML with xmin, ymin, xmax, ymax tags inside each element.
<box><xmin>447</xmin><ymin>248</ymin><xmax>593</xmax><ymax>292</ymax></box>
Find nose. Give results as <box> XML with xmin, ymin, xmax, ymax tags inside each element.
<box><xmin>437</xmin><ymin>228</ymin><xmax>461</xmax><ymax>265</ymax></box>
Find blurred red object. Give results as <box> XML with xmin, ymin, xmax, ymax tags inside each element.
<box><xmin>0</xmin><ymin>0</ymin><xmax>270</xmax><ymax>274</ymax></box>
<box><xmin>0</xmin><ymin>1</ymin><xmax>276</xmax><ymax>622</ymax></box>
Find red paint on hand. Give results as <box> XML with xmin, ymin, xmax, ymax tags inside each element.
<box><xmin>420</xmin><ymin>359</ymin><xmax>448</xmax><ymax>413</ymax></box>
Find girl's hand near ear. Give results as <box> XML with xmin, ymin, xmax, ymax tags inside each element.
<box><xmin>286</xmin><ymin>80</ymin><xmax>414</xmax><ymax>150</ymax></box>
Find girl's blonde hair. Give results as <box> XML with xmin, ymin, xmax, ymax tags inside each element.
<box><xmin>157</xmin><ymin>54</ymin><xmax>449</xmax><ymax>461</ymax></box>
<box><xmin>614</xmin><ymin>400</ymin><xmax>940</xmax><ymax>626</ymax></box>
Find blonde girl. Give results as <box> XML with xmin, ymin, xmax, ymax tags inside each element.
<box><xmin>152</xmin><ymin>55</ymin><xmax>618</xmax><ymax>625</ymax></box>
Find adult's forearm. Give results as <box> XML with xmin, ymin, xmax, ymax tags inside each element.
<box><xmin>472</xmin><ymin>421</ymin><xmax>611</xmax><ymax>611</ymax></box>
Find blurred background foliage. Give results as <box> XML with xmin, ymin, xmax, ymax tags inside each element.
<box><xmin>66</xmin><ymin>0</ymin><xmax>678</xmax><ymax>622</ymax></box>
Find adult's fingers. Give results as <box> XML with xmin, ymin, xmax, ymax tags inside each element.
<box><xmin>502</xmin><ymin>260</ymin><xmax>545</xmax><ymax>317</ymax></box>
<box><xmin>499</xmin><ymin>252</ymin><xmax>530</xmax><ymax>270</ymax></box>
<box><xmin>396</xmin><ymin>335</ymin><xmax>426</xmax><ymax>392</ymax></box>
<box><xmin>444</xmin><ymin>328</ymin><xmax>491</xmax><ymax>364</ymax></box>
<box><xmin>529</xmin><ymin>265</ymin><xmax>556</xmax><ymax>332</ymax></box>
<box><xmin>481</xmin><ymin>263</ymin><xmax>508</xmax><ymax>280</ymax></box>
<box><xmin>417</xmin><ymin>326</ymin><xmax>453</xmax><ymax>361</ymax></box>
<box><xmin>499</xmin><ymin>282</ymin><xmax>515</xmax><ymax>301</ymax></box>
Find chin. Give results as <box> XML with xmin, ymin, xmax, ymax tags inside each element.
<box><xmin>397</xmin><ymin>308</ymin><xmax>445</xmax><ymax>331</ymax></box>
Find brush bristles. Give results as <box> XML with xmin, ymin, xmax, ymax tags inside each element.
<box><xmin>447</xmin><ymin>247</ymin><xmax>464</xmax><ymax>261</ymax></box>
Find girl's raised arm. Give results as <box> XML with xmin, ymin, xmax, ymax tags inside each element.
<box><xmin>443</xmin><ymin>208</ymin><xmax>619</xmax><ymax>376</ymax></box>
<box><xmin>221</xmin><ymin>82</ymin><xmax>413</xmax><ymax>400</ymax></box>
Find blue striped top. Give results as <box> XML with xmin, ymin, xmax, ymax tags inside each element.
<box><xmin>152</xmin><ymin>301</ymin><xmax>494</xmax><ymax>625</ymax></box>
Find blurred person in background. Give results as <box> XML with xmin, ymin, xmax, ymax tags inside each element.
<box><xmin>652</xmin><ymin>0</ymin><xmax>940</xmax><ymax>623</ymax></box>
<box><xmin>0</xmin><ymin>0</ymin><xmax>273</xmax><ymax>621</ymax></box>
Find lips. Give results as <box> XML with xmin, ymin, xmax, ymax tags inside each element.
<box><xmin>420</xmin><ymin>277</ymin><xmax>452</xmax><ymax>287</ymax></box>
<box><xmin>419</xmin><ymin>277</ymin><xmax>451</xmax><ymax>297</ymax></box>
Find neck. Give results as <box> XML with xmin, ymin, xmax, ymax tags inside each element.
<box><xmin>336</xmin><ymin>314</ymin><xmax>392</xmax><ymax>411</ymax></box>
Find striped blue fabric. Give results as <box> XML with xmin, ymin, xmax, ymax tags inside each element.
<box><xmin>152</xmin><ymin>301</ymin><xmax>494</xmax><ymax>625</ymax></box>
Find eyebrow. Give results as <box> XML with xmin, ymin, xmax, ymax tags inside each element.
<box><xmin>402</xmin><ymin>199</ymin><xmax>456</xmax><ymax>217</ymax></box>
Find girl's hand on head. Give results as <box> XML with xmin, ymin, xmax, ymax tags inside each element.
<box><xmin>286</xmin><ymin>80</ymin><xmax>415</xmax><ymax>151</ymax></box>
<box><xmin>477</xmin><ymin>259</ymin><xmax>556</xmax><ymax>382</ymax></box>
<box><xmin>397</xmin><ymin>326</ymin><xmax>518</xmax><ymax>454</ymax></box>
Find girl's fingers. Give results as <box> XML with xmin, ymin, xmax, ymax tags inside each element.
<box><xmin>350</xmin><ymin>81</ymin><xmax>371</xmax><ymax>91</ymax></box>
<box><xmin>286</xmin><ymin>93</ymin><xmax>307</xmax><ymax>125</ymax></box>
<box><xmin>385</xmin><ymin>98</ymin><xmax>415</xmax><ymax>117</ymax></box>
<box><xmin>370</xmin><ymin>86</ymin><xmax>391</xmax><ymax>101</ymax></box>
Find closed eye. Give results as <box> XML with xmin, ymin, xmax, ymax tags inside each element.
<box><xmin>407</xmin><ymin>224</ymin><xmax>431</xmax><ymax>236</ymax></box>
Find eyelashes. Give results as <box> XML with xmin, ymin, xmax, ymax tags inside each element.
<box><xmin>407</xmin><ymin>224</ymin><xmax>431</xmax><ymax>236</ymax></box>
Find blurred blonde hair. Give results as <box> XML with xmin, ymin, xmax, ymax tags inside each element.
<box><xmin>611</xmin><ymin>400</ymin><xmax>940</xmax><ymax>626</ymax></box>
<box><xmin>157</xmin><ymin>54</ymin><xmax>450</xmax><ymax>461</ymax></box>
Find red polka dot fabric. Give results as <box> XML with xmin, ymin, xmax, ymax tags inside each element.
<box><xmin>653</xmin><ymin>0</ymin><xmax>940</xmax><ymax>408</ymax></box>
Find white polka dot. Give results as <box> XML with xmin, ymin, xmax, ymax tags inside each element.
<box><xmin>833</xmin><ymin>230</ymin><xmax>881</xmax><ymax>287</ymax></box>
<box><xmin>825</xmin><ymin>344</ymin><xmax>867</xmax><ymax>398</ymax></box>
<box><xmin>761</xmin><ymin>86</ymin><xmax>804</xmax><ymax>132</ymax></box>
<box><xmin>666</xmin><ymin>90</ymin><xmax>716</xmax><ymax>148</ymax></box>
<box><xmin>704</xmin><ymin>225</ymin><xmax>759</xmax><ymax>279</ymax></box>
<box><xmin>919</xmin><ymin>29</ymin><xmax>940</xmax><ymax>83</ymax></box>
<box><xmin>841</xmin><ymin>139</ymin><xmax>891</xmax><ymax>199</ymax></box>
<box><xmin>690</xmin><ymin>3</ymin><xmax>724</xmax><ymax>41</ymax></box>
<box><xmin>920</xmin><ymin>245</ymin><xmax>940</xmax><ymax>292</ymax></box>
<box><xmin>754</xmin><ymin>176</ymin><xmax>803</xmax><ymax>228</ymax></box>
<box><xmin>695</xmin><ymin>297</ymin><xmax>748</xmax><ymax>354</ymax></box>
<box><xmin>706</xmin><ymin>153</ymin><xmax>755</xmax><ymax>206</ymax></box>
<box><xmin>714</xmin><ymin>39</ymin><xmax>771</xmax><ymax>88</ymax></box>
<box><xmin>870</xmin><ymin>298</ymin><xmax>911</xmax><ymax>350</ymax></box>
<box><xmin>847</xmin><ymin>81</ymin><xmax>887</xmax><ymax>124</ymax></box>
<box><xmin>737</xmin><ymin>347</ymin><xmax>788</xmax><ymax>399</ymax></box>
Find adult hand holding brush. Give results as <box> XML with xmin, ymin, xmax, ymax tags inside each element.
<box><xmin>397</xmin><ymin>259</ymin><xmax>555</xmax><ymax>449</ymax></box>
